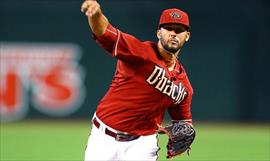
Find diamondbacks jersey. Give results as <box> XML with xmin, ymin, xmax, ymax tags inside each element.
<box><xmin>94</xmin><ymin>24</ymin><xmax>193</xmax><ymax>136</ymax></box>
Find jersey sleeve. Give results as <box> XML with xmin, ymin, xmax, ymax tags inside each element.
<box><xmin>167</xmin><ymin>91</ymin><xmax>193</xmax><ymax>124</ymax></box>
<box><xmin>94</xmin><ymin>24</ymin><xmax>149</xmax><ymax>62</ymax></box>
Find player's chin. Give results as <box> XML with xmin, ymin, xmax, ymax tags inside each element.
<box><xmin>170</xmin><ymin>44</ymin><xmax>181</xmax><ymax>49</ymax></box>
<box><xmin>168</xmin><ymin>43</ymin><xmax>180</xmax><ymax>49</ymax></box>
<box><xmin>166</xmin><ymin>46</ymin><xmax>180</xmax><ymax>53</ymax></box>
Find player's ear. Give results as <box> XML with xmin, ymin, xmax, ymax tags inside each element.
<box><xmin>185</xmin><ymin>31</ymin><xmax>190</xmax><ymax>42</ymax></box>
<box><xmin>157</xmin><ymin>29</ymin><xmax>161</xmax><ymax>40</ymax></box>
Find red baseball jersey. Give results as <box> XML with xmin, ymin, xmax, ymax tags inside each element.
<box><xmin>94</xmin><ymin>24</ymin><xmax>193</xmax><ymax>136</ymax></box>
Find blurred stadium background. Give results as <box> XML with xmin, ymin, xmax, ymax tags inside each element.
<box><xmin>0</xmin><ymin>0</ymin><xmax>269</xmax><ymax>161</ymax></box>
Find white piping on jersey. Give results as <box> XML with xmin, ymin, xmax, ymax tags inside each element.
<box><xmin>114</xmin><ymin>29</ymin><xmax>121</xmax><ymax>57</ymax></box>
<box><xmin>106</xmin><ymin>28</ymin><xmax>118</xmax><ymax>35</ymax></box>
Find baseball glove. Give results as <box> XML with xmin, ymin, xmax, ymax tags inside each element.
<box><xmin>159</xmin><ymin>121</ymin><xmax>196</xmax><ymax>159</ymax></box>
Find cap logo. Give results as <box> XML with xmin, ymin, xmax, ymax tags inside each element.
<box><xmin>170</xmin><ymin>12</ymin><xmax>181</xmax><ymax>19</ymax></box>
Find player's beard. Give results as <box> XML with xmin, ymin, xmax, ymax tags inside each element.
<box><xmin>160</xmin><ymin>37</ymin><xmax>181</xmax><ymax>54</ymax></box>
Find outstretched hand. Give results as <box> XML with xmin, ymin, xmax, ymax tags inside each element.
<box><xmin>81</xmin><ymin>0</ymin><xmax>101</xmax><ymax>17</ymax></box>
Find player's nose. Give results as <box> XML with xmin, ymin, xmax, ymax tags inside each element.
<box><xmin>168</xmin><ymin>30</ymin><xmax>177</xmax><ymax>36</ymax></box>
<box><xmin>169</xmin><ymin>32</ymin><xmax>177</xmax><ymax>38</ymax></box>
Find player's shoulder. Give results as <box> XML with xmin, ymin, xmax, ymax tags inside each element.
<box><xmin>141</xmin><ymin>41</ymin><xmax>162</xmax><ymax>60</ymax></box>
<box><xmin>142</xmin><ymin>41</ymin><xmax>156</xmax><ymax>47</ymax></box>
<box><xmin>121</xmin><ymin>32</ymin><xmax>155</xmax><ymax>48</ymax></box>
<box><xmin>141</xmin><ymin>41</ymin><xmax>158</xmax><ymax>52</ymax></box>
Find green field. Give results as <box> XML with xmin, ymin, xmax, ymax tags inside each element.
<box><xmin>0</xmin><ymin>120</ymin><xmax>269</xmax><ymax>161</ymax></box>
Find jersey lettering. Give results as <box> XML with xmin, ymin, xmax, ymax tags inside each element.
<box><xmin>146</xmin><ymin>65</ymin><xmax>187</xmax><ymax>104</ymax></box>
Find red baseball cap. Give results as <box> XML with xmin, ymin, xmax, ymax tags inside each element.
<box><xmin>159</xmin><ymin>8</ymin><xmax>190</xmax><ymax>29</ymax></box>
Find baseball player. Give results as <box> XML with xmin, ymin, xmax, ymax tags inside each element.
<box><xmin>81</xmin><ymin>0</ymin><xmax>194</xmax><ymax>160</ymax></box>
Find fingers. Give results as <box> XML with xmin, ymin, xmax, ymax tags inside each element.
<box><xmin>81</xmin><ymin>0</ymin><xmax>100</xmax><ymax>17</ymax></box>
<box><xmin>88</xmin><ymin>4</ymin><xmax>99</xmax><ymax>16</ymax></box>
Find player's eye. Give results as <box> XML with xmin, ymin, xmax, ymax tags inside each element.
<box><xmin>163</xmin><ymin>26</ymin><xmax>173</xmax><ymax>31</ymax></box>
<box><xmin>162</xmin><ymin>26</ymin><xmax>185</xmax><ymax>34</ymax></box>
<box><xmin>174</xmin><ymin>28</ymin><xmax>186</xmax><ymax>34</ymax></box>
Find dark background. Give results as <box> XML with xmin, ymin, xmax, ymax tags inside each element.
<box><xmin>1</xmin><ymin>0</ymin><xmax>269</xmax><ymax>122</ymax></box>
